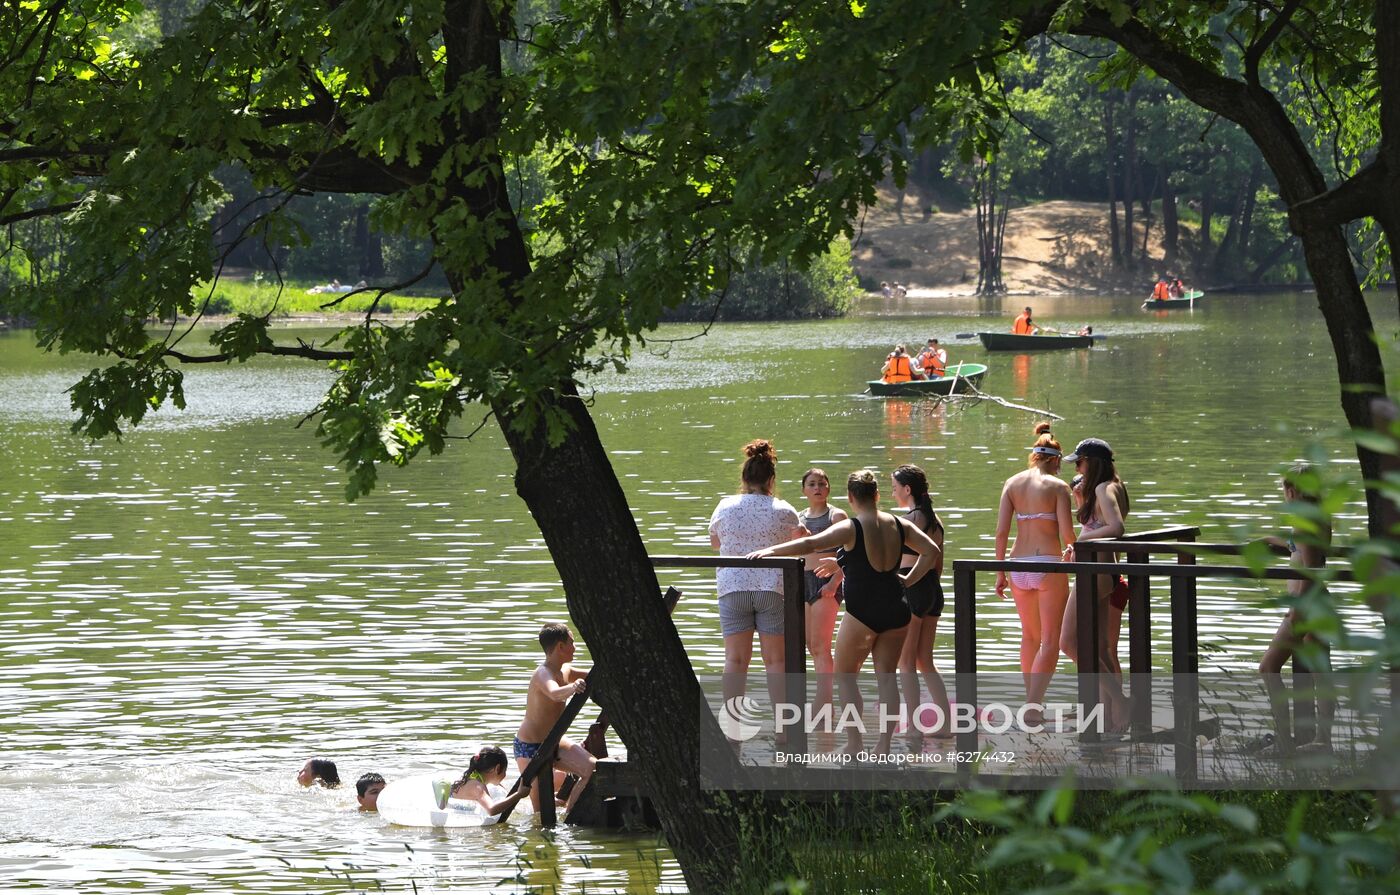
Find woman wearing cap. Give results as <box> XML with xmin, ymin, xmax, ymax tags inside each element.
<box><xmin>994</xmin><ymin>422</ymin><xmax>1076</xmax><ymax>724</ymax></box>
<box><xmin>1061</xmin><ymin>438</ymin><xmax>1131</xmax><ymax>729</ymax></box>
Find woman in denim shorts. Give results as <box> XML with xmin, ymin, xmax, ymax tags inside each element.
<box><xmin>709</xmin><ymin>439</ymin><xmax>803</xmax><ymax>715</ymax></box>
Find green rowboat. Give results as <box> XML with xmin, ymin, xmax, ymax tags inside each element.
<box><xmin>867</xmin><ymin>363</ymin><xmax>988</xmax><ymax>396</ymax></box>
<box><xmin>977</xmin><ymin>332</ymin><xmax>1094</xmax><ymax>351</ymax></box>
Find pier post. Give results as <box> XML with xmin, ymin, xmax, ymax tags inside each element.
<box><xmin>539</xmin><ymin>756</ymin><xmax>556</xmax><ymax>827</ymax></box>
<box><xmin>953</xmin><ymin>566</ymin><xmax>978</xmax><ymax>782</ymax></box>
<box><xmin>1126</xmin><ymin>548</ymin><xmax>1151</xmax><ymax>739</ymax></box>
<box><xmin>1172</xmin><ymin>540</ymin><xmax>1199</xmax><ymax>786</ymax></box>
<box><xmin>1075</xmin><ymin>567</ymin><xmax>1101</xmax><ymax>743</ymax></box>
<box><xmin>782</xmin><ymin>560</ymin><xmax>808</xmax><ymax>755</ymax></box>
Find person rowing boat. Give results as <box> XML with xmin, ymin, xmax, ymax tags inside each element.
<box><xmin>1012</xmin><ymin>307</ymin><xmax>1040</xmax><ymax>335</ymax></box>
<box><xmin>912</xmin><ymin>339</ymin><xmax>947</xmax><ymax>378</ymax></box>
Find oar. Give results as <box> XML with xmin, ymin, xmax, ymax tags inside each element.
<box><xmin>954</xmin><ymin>332</ymin><xmax>978</xmax><ymax>339</ymax></box>
<box><xmin>945</xmin><ymin>362</ymin><xmax>964</xmax><ymax>393</ymax></box>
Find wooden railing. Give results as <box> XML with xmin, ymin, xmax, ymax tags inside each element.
<box><xmin>952</xmin><ymin>527</ymin><xmax>1354</xmax><ymax>785</ymax></box>
<box><xmin>649</xmin><ymin>555</ymin><xmax>808</xmax><ymax>754</ymax></box>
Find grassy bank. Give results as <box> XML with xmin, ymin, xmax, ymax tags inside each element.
<box><xmin>734</xmin><ymin>788</ymin><xmax>1394</xmax><ymax>894</ymax></box>
<box><xmin>198</xmin><ymin>278</ymin><xmax>443</xmax><ymax>317</ymax></box>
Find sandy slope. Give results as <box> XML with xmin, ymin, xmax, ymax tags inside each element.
<box><xmin>853</xmin><ymin>188</ymin><xmax>1174</xmax><ymax>297</ymax></box>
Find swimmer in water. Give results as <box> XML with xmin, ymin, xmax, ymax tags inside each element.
<box><xmin>355</xmin><ymin>773</ymin><xmax>385</xmax><ymax>811</ymax></box>
<box><xmin>296</xmin><ymin>758</ymin><xmax>340</xmax><ymax>788</ymax></box>
<box><xmin>451</xmin><ymin>746</ymin><xmax>529</xmax><ymax>816</ymax></box>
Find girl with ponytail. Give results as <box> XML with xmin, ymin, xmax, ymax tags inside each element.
<box><xmin>993</xmin><ymin>421</ymin><xmax>1076</xmax><ymax>725</ymax></box>
<box><xmin>890</xmin><ymin>464</ymin><xmax>951</xmax><ymax>738</ymax></box>
<box><xmin>451</xmin><ymin>746</ymin><xmax>528</xmax><ymax>816</ymax></box>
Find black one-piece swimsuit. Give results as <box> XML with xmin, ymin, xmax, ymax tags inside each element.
<box><xmin>837</xmin><ymin>517</ymin><xmax>913</xmax><ymax>633</ymax></box>
<box><xmin>901</xmin><ymin>511</ymin><xmax>945</xmax><ymax>619</ymax></box>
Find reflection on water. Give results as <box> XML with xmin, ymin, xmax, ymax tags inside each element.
<box><xmin>0</xmin><ymin>291</ymin><xmax>1380</xmax><ymax>892</ymax></box>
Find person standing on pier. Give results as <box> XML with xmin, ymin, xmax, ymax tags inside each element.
<box><xmin>1061</xmin><ymin>438</ymin><xmax>1131</xmax><ymax>731</ymax></box>
<box><xmin>994</xmin><ymin>422</ymin><xmax>1076</xmax><ymax>726</ymax></box>
<box><xmin>709</xmin><ymin>439</ymin><xmax>804</xmax><ymax>727</ymax></box>
<box><xmin>797</xmin><ymin>468</ymin><xmax>847</xmax><ymax>719</ymax></box>
<box><xmin>1258</xmin><ymin>463</ymin><xmax>1334</xmax><ymax>755</ymax></box>
<box><xmin>890</xmin><ymin>464</ymin><xmax>951</xmax><ymax>741</ymax></box>
<box><xmin>749</xmin><ymin>470</ymin><xmax>940</xmax><ymax>758</ymax></box>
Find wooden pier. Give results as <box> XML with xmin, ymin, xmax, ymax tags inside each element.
<box><xmin>508</xmin><ymin>526</ymin><xmax>1377</xmax><ymax>829</ymax></box>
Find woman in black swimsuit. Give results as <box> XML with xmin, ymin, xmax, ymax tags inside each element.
<box><xmin>749</xmin><ymin>469</ymin><xmax>940</xmax><ymax>756</ymax></box>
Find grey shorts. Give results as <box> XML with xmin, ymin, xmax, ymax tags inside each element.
<box><xmin>718</xmin><ymin>590</ymin><xmax>785</xmax><ymax>637</ymax></box>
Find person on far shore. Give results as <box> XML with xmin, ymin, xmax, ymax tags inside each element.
<box><xmin>1258</xmin><ymin>463</ymin><xmax>1333</xmax><ymax>755</ymax></box>
<box><xmin>355</xmin><ymin>773</ymin><xmax>386</xmax><ymax>811</ymax></box>
<box><xmin>994</xmin><ymin>422</ymin><xmax>1075</xmax><ymax>726</ymax></box>
<box><xmin>297</xmin><ymin>758</ymin><xmax>341</xmax><ymax>788</ymax></box>
<box><xmin>797</xmin><ymin>468</ymin><xmax>847</xmax><ymax>718</ymax></box>
<box><xmin>452</xmin><ymin>747</ymin><xmax>530</xmax><ymax>817</ymax></box>
<box><xmin>514</xmin><ymin>622</ymin><xmax>595</xmax><ymax>814</ymax></box>
<box><xmin>709</xmin><ymin>439</ymin><xmax>804</xmax><ymax>730</ymax></box>
<box><xmin>749</xmin><ymin>470</ymin><xmax>940</xmax><ymax>758</ymax></box>
<box><xmin>891</xmin><ymin>464</ymin><xmax>951</xmax><ymax>741</ymax></box>
<box><xmin>1060</xmin><ymin>438</ymin><xmax>1131</xmax><ymax>732</ymax></box>
<box><xmin>1012</xmin><ymin>307</ymin><xmax>1039</xmax><ymax>335</ymax></box>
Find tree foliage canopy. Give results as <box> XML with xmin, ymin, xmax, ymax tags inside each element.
<box><xmin>5</xmin><ymin>3</ymin><xmax>1398</xmax><ymax>889</ymax></box>
<box><xmin>3</xmin><ymin>0</ymin><xmax>1029</xmax><ymax>497</ymax></box>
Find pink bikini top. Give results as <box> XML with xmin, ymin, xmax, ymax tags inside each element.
<box><xmin>1016</xmin><ymin>511</ymin><xmax>1057</xmax><ymax>521</ymax></box>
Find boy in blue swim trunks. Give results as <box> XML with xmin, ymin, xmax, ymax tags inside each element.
<box><xmin>514</xmin><ymin>622</ymin><xmax>596</xmax><ymax>814</ymax></box>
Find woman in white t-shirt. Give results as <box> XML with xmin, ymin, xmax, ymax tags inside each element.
<box><xmin>709</xmin><ymin>439</ymin><xmax>803</xmax><ymax>714</ymax></box>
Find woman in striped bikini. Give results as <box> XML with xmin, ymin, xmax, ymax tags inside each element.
<box><xmin>993</xmin><ymin>422</ymin><xmax>1076</xmax><ymax>725</ymax></box>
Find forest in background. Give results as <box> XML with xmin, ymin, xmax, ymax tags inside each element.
<box><xmin>1</xmin><ymin>3</ymin><xmax>1390</xmax><ymax>323</ymax></box>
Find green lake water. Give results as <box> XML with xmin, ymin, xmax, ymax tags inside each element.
<box><xmin>0</xmin><ymin>291</ymin><xmax>1387</xmax><ymax>893</ymax></box>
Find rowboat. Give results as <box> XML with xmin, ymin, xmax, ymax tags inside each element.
<box><xmin>977</xmin><ymin>332</ymin><xmax>1094</xmax><ymax>351</ymax></box>
<box><xmin>1143</xmin><ymin>289</ymin><xmax>1204</xmax><ymax>309</ymax></box>
<box><xmin>867</xmin><ymin>363</ymin><xmax>988</xmax><ymax>397</ymax></box>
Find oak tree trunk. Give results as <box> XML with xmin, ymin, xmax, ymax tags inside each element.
<box><xmin>436</xmin><ymin>4</ymin><xmax>786</xmax><ymax>889</ymax></box>
<box><xmin>499</xmin><ymin>387</ymin><xmax>776</xmax><ymax>893</ymax></box>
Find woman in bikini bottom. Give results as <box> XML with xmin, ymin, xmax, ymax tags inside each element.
<box><xmin>994</xmin><ymin>423</ymin><xmax>1075</xmax><ymax>724</ymax></box>
<box><xmin>1007</xmin><ymin>558</ymin><xmax>1062</xmax><ymax>590</ymax></box>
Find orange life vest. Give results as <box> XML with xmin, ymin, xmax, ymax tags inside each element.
<box><xmin>882</xmin><ymin>354</ymin><xmax>913</xmax><ymax>383</ymax></box>
<box><xmin>1152</xmin><ymin>281</ymin><xmax>1170</xmax><ymax>301</ymax></box>
<box><xmin>1012</xmin><ymin>313</ymin><xmax>1033</xmax><ymax>335</ymax></box>
<box><xmin>923</xmin><ymin>350</ymin><xmax>946</xmax><ymax>377</ymax></box>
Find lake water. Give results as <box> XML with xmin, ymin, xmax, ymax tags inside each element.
<box><xmin>0</xmin><ymin>291</ymin><xmax>1383</xmax><ymax>893</ymax></box>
